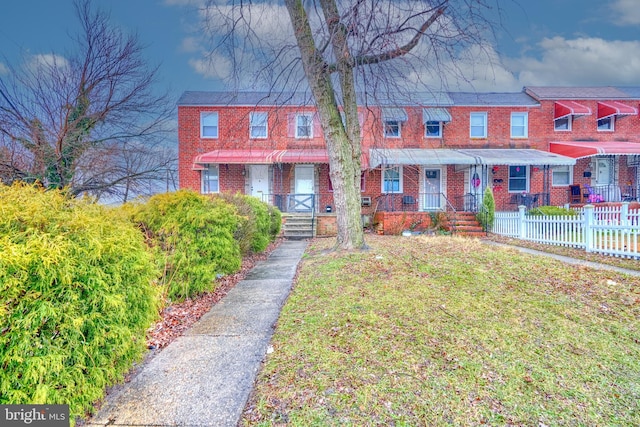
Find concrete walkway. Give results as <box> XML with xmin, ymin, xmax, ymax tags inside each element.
<box><xmin>483</xmin><ymin>240</ymin><xmax>640</xmax><ymax>277</ymax></box>
<box><xmin>88</xmin><ymin>239</ymin><xmax>308</xmax><ymax>427</ymax></box>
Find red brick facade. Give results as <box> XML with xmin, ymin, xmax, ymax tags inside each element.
<box><xmin>178</xmin><ymin>88</ymin><xmax>640</xmax><ymax>213</ymax></box>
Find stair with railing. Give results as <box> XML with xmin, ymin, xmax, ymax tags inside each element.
<box><xmin>445</xmin><ymin>211</ymin><xmax>486</xmax><ymax>238</ymax></box>
<box><xmin>283</xmin><ymin>214</ymin><xmax>315</xmax><ymax>240</ymax></box>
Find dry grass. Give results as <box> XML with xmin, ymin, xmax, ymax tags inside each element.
<box><xmin>242</xmin><ymin>235</ymin><xmax>640</xmax><ymax>426</ymax></box>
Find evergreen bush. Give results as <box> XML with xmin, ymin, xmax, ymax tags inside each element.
<box><xmin>0</xmin><ymin>184</ymin><xmax>160</xmax><ymax>420</ymax></box>
<box><xmin>477</xmin><ymin>187</ymin><xmax>496</xmax><ymax>230</ymax></box>
<box><xmin>130</xmin><ymin>190</ymin><xmax>242</xmax><ymax>301</ymax></box>
<box><xmin>216</xmin><ymin>193</ymin><xmax>280</xmax><ymax>254</ymax></box>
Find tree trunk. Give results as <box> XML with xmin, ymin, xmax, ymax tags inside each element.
<box><xmin>284</xmin><ymin>0</ymin><xmax>366</xmax><ymax>250</ymax></box>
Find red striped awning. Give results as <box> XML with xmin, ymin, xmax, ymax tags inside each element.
<box><xmin>597</xmin><ymin>101</ymin><xmax>638</xmax><ymax>119</ymax></box>
<box><xmin>192</xmin><ymin>149</ymin><xmax>370</xmax><ymax>169</ymax></box>
<box><xmin>554</xmin><ymin>101</ymin><xmax>591</xmax><ymax>119</ymax></box>
<box><xmin>549</xmin><ymin>141</ymin><xmax>640</xmax><ymax>159</ymax></box>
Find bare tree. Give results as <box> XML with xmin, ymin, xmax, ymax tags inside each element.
<box><xmin>201</xmin><ymin>0</ymin><xmax>504</xmax><ymax>250</ymax></box>
<box><xmin>0</xmin><ymin>0</ymin><xmax>175</xmax><ymax>201</ymax></box>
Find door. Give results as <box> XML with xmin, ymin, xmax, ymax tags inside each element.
<box><xmin>293</xmin><ymin>165</ymin><xmax>315</xmax><ymax>211</ymax></box>
<box><xmin>468</xmin><ymin>166</ymin><xmax>483</xmax><ymax>210</ymax></box>
<box><xmin>423</xmin><ymin>168</ymin><xmax>442</xmax><ymax>210</ymax></box>
<box><xmin>595</xmin><ymin>158</ymin><xmax>612</xmax><ymax>186</ymax></box>
<box><xmin>250</xmin><ymin>165</ymin><xmax>269</xmax><ymax>202</ymax></box>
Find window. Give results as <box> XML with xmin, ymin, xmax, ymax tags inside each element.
<box><xmin>552</xmin><ymin>165</ymin><xmax>572</xmax><ymax>186</ymax></box>
<box><xmin>425</xmin><ymin>121</ymin><xmax>442</xmax><ymax>138</ymax></box>
<box><xmin>597</xmin><ymin>117</ymin><xmax>613</xmax><ymax>131</ymax></box>
<box><xmin>384</xmin><ymin>120</ymin><xmax>401</xmax><ymax>138</ymax></box>
<box><xmin>382</xmin><ymin>166</ymin><xmax>402</xmax><ymax>193</ymax></box>
<box><xmin>554</xmin><ymin>117</ymin><xmax>571</xmax><ymax>131</ymax></box>
<box><xmin>201</xmin><ymin>112</ymin><xmax>219</xmax><ymax>138</ymax></box>
<box><xmin>508</xmin><ymin>165</ymin><xmax>528</xmax><ymax>192</ymax></box>
<box><xmin>296</xmin><ymin>114</ymin><xmax>313</xmax><ymax>138</ymax></box>
<box><xmin>201</xmin><ymin>165</ymin><xmax>219</xmax><ymax>194</ymax></box>
<box><xmin>511</xmin><ymin>112</ymin><xmax>528</xmax><ymax>138</ymax></box>
<box><xmin>470</xmin><ymin>112</ymin><xmax>487</xmax><ymax>138</ymax></box>
<box><xmin>250</xmin><ymin>112</ymin><xmax>268</xmax><ymax>138</ymax></box>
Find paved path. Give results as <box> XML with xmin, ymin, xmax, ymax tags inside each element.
<box><xmin>88</xmin><ymin>240</ymin><xmax>308</xmax><ymax>427</ymax></box>
<box><xmin>483</xmin><ymin>240</ymin><xmax>640</xmax><ymax>277</ymax></box>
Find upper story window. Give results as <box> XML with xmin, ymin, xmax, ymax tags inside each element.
<box><xmin>510</xmin><ymin>112</ymin><xmax>528</xmax><ymax>138</ymax></box>
<box><xmin>296</xmin><ymin>113</ymin><xmax>313</xmax><ymax>138</ymax></box>
<box><xmin>554</xmin><ymin>116</ymin><xmax>571</xmax><ymax>131</ymax></box>
<box><xmin>470</xmin><ymin>112</ymin><xmax>487</xmax><ymax>138</ymax></box>
<box><xmin>382</xmin><ymin>166</ymin><xmax>402</xmax><ymax>193</ymax></box>
<box><xmin>597</xmin><ymin>117</ymin><xmax>614</xmax><ymax>131</ymax></box>
<box><xmin>425</xmin><ymin>121</ymin><xmax>442</xmax><ymax>138</ymax></box>
<box><xmin>384</xmin><ymin>120</ymin><xmax>401</xmax><ymax>138</ymax></box>
<box><xmin>201</xmin><ymin>165</ymin><xmax>219</xmax><ymax>194</ymax></box>
<box><xmin>201</xmin><ymin>112</ymin><xmax>219</xmax><ymax>138</ymax></box>
<box><xmin>508</xmin><ymin>165</ymin><xmax>528</xmax><ymax>192</ymax></box>
<box><xmin>250</xmin><ymin>112</ymin><xmax>268</xmax><ymax>138</ymax></box>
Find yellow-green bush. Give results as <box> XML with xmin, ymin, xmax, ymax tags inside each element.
<box><xmin>130</xmin><ymin>190</ymin><xmax>242</xmax><ymax>301</ymax></box>
<box><xmin>0</xmin><ymin>184</ymin><xmax>160</xmax><ymax>420</ymax></box>
<box><xmin>216</xmin><ymin>193</ymin><xmax>281</xmax><ymax>255</ymax></box>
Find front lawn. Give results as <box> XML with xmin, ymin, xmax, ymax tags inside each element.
<box><xmin>243</xmin><ymin>235</ymin><xmax>640</xmax><ymax>426</ymax></box>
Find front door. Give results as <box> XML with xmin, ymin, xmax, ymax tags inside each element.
<box><xmin>424</xmin><ymin>168</ymin><xmax>442</xmax><ymax>209</ymax></box>
<box><xmin>250</xmin><ymin>164</ymin><xmax>269</xmax><ymax>202</ymax></box>
<box><xmin>293</xmin><ymin>165</ymin><xmax>315</xmax><ymax>211</ymax></box>
<box><xmin>595</xmin><ymin>157</ymin><xmax>612</xmax><ymax>186</ymax></box>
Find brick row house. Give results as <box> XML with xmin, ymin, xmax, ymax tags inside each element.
<box><xmin>177</xmin><ymin>87</ymin><xmax>640</xmax><ymax>232</ymax></box>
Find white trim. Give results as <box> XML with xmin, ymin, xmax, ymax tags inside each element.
<box><xmin>508</xmin><ymin>165</ymin><xmax>529</xmax><ymax>193</ymax></box>
<box><xmin>249</xmin><ymin>112</ymin><xmax>268</xmax><ymax>139</ymax></box>
<box><xmin>200</xmin><ymin>112</ymin><xmax>219</xmax><ymax>138</ymax></box>
<box><xmin>510</xmin><ymin>112</ymin><xmax>528</xmax><ymax>138</ymax></box>
<box><xmin>551</xmin><ymin>165</ymin><xmax>573</xmax><ymax>187</ymax></box>
<box><xmin>597</xmin><ymin>116</ymin><xmax>614</xmax><ymax>132</ymax></box>
<box><xmin>201</xmin><ymin>164</ymin><xmax>220</xmax><ymax>194</ymax></box>
<box><xmin>382</xmin><ymin>165</ymin><xmax>403</xmax><ymax>193</ymax></box>
<box><xmin>554</xmin><ymin>116</ymin><xmax>572</xmax><ymax>131</ymax></box>
<box><xmin>470</xmin><ymin>112</ymin><xmax>487</xmax><ymax>138</ymax></box>
<box><xmin>425</xmin><ymin>120</ymin><xmax>443</xmax><ymax>138</ymax></box>
<box><xmin>384</xmin><ymin>119</ymin><xmax>401</xmax><ymax>138</ymax></box>
<box><xmin>295</xmin><ymin>113</ymin><xmax>313</xmax><ymax>138</ymax></box>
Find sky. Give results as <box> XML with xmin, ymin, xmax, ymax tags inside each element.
<box><xmin>1</xmin><ymin>0</ymin><xmax>639</xmax><ymax>102</ymax></box>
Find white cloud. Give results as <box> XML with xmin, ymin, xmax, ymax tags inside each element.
<box><xmin>180</xmin><ymin>37</ymin><xmax>200</xmax><ymax>53</ymax></box>
<box><xmin>611</xmin><ymin>0</ymin><xmax>640</xmax><ymax>26</ymax></box>
<box><xmin>26</xmin><ymin>54</ymin><xmax>69</xmax><ymax>73</ymax></box>
<box><xmin>507</xmin><ymin>37</ymin><xmax>640</xmax><ymax>87</ymax></box>
<box><xmin>0</xmin><ymin>62</ymin><xmax>8</xmax><ymax>75</ymax></box>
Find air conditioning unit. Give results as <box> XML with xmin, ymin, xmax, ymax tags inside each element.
<box><xmin>361</xmin><ymin>197</ymin><xmax>372</xmax><ymax>207</ymax></box>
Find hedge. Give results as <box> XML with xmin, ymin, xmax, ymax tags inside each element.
<box><xmin>0</xmin><ymin>184</ymin><xmax>160</xmax><ymax>420</ymax></box>
<box><xmin>129</xmin><ymin>190</ymin><xmax>242</xmax><ymax>301</ymax></box>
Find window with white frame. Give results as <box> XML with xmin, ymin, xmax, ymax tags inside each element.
<box><xmin>508</xmin><ymin>165</ymin><xmax>528</xmax><ymax>192</ymax></box>
<box><xmin>384</xmin><ymin>120</ymin><xmax>401</xmax><ymax>138</ymax></box>
<box><xmin>382</xmin><ymin>166</ymin><xmax>402</xmax><ymax>193</ymax></box>
<box><xmin>201</xmin><ymin>112</ymin><xmax>219</xmax><ymax>138</ymax></box>
<box><xmin>511</xmin><ymin>112</ymin><xmax>528</xmax><ymax>138</ymax></box>
<box><xmin>554</xmin><ymin>116</ymin><xmax>571</xmax><ymax>131</ymax></box>
<box><xmin>425</xmin><ymin>121</ymin><xmax>442</xmax><ymax>137</ymax></box>
<box><xmin>551</xmin><ymin>165</ymin><xmax>572</xmax><ymax>186</ymax></box>
<box><xmin>249</xmin><ymin>112</ymin><xmax>268</xmax><ymax>138</ymax></box>
<box><xmin>201</xmin><ymin>165</ymin><xmax>219</xmax><ymax>194</ymax></box>
<box><xmin>296</xmin><ymin>114</ymin><xmax>313</xmax><ymax>138</ymax></box>
<box><xmin>470</xmin><ymin>112</ymin><xmax>487</xmax><ymax>138</ymax></box>
<box><xmin>597</xmin><ymin>117</ymin><xmax>614</xmax><ymax>131</ymax></box>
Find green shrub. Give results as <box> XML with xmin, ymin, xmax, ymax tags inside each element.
<box><xmin>268</xmin><ymin>204</ymin><xmax>282</xmax><ymax>239</ymax></box>
<box><xmin>130</xmin><ymin>190</ymin><xmax>242</xmax><ymax>301</ymax></box>
<box><xmin>0</xmin><ymin>184</ymin><xmax>160</xmax><ymax>420</ymax></box>
<box><xmin>216</xmin><ymin>193</ymin><xmax>280</xmax><ymax>254</ymax></box>
<box><xmin>477</xmin><ymin>187</ymin><xmax>495</xmax><ymax>230</ymax></box>
<box><xmin>528</xmin><ymin>205</ymin><xmax>578</xmax><ymax>216</ymax></box>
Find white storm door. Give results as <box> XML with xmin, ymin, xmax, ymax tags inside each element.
<box><xmin>423</xmin><ymin>168</ymin><xmax>442</xmax><ymax>209</ymax></box>
<box><xmin>294</xmin><ymin>165</ymin><xmax>315</xmax><ymax>211</ymax></box>
<box><xmin>595</xmin><ymin>158</ymin><xmax>612</xmax><ymax>186</ymax></box>
<box><xmin>250</xmin><ymin>165</ymin><xmax>269</xmax><ymax>202</ymax></box>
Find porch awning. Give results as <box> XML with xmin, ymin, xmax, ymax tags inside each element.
<box><xmin>193</xmin><ymin>149</ymin><xmax>370</xmax><ymax>169</ymax></box>
<box><xmin>554</xmin><ymin>101</ymin><xmax>591</xmax><ymax>119</ymax></box>
<box><xmin>549</xmin><ymin>141</ymin><xmax>640</xmax><ymax>159</ymax></box>
<box><xmin>369</xmin><ymin>148</ymin><xmax>575</xmax><ymax>167</ymax></box>
<box><xmin>422</xmin><ymin>108</ymin><xmax>452</xmax><ymax>123</ymax></box>
<box><xmin>381</xmin><ymin>107</ymin><xmax>408</xmax><ymax>121</ymax></box>
<box><xmin>597</xmin><ymin>101</ymin><xmax>638</xmax><ymax>119</ymax></box>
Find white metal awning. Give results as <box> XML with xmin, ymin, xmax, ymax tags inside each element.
<box><xmin>422</xmin><ymin>108</ymin><xmax>452</xmax><ymax>123</ymax></box>
<box><xmin>369</xmin><ymin>148</ymin><xmax>576</xmax><ymax>167</ymax></box>
<box><xmin>381</xmin><ymin>108</ymin><xmax>408</xmax><ymax>121</ymax></box>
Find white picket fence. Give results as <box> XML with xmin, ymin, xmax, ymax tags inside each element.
<box><xmin>492</xmin><ymin>203</ymin><xmax>640</xmax><ymax>259</ymax></box>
